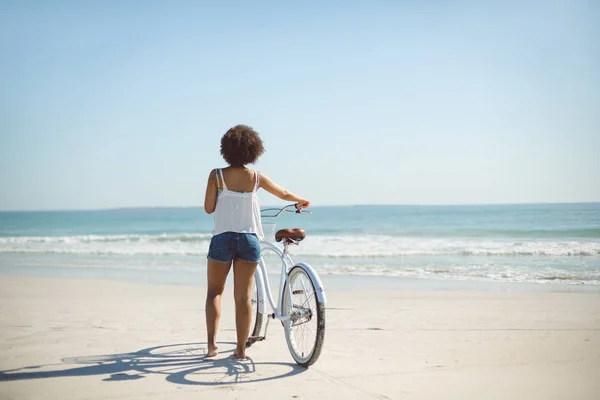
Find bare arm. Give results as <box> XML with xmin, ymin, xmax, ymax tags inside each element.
<box><xmin>258</xmin><ymin>172</ymin><xmax>310</xmax><ymax>209</ymax></box>
<box><xmin>204</xmin><ymin>169</ymin><xmax>219</xmax><ymax>214</ymax></box>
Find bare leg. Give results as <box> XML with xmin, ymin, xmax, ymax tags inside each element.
<box><xmin>205</xmin><ymin>259</ymin><xmax>232</xmax><ymax>357</ymax></box>
<box><xmin>232</xmin><ymin>258</ymin><xmax>258</xmax><ymax>358</ymax></box>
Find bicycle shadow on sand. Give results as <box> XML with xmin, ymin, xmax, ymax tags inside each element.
<box><xmin>0</xmin><ymin>342</ymin><xmax>306</xmax><ymax>386</ymax></box>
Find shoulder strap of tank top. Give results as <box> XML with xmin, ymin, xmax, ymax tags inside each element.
<box><xmin>218</xmin><ymin>169</ymin><xmax>227</xmax><ymax>190</ymax></box>
<box><xmin>253</xmin><ymin>170</ymin><xmax>259</xmax><ymax>192</ymax></box>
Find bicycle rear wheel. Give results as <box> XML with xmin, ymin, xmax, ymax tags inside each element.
<box><xmin>282</xmin><ymin>266</ymin><xmax>325</xmax><ymax>367</ymax></box>
<box><xmin>247</xmin><ymin>276</ymin><xmax>263</xmax><ymax>347</ymax></box>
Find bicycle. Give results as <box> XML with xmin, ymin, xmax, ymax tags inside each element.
<box><xmin>245</xmin><ymin>204</ymin><xmax>326</xmax><ymax>367</ymax></box>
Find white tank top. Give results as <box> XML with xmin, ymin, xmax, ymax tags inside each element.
<box><xmin>212</xmin><ymin>168</ymin><xmax>264</xmax><ymax>240</ymax></box>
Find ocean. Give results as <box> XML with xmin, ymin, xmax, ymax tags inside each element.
<box><xmin>1</xmin><ymin>203</ymin><xmax>599</xmax><ymax>287</ymax></box>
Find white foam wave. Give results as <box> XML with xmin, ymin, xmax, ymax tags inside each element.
<box><xmin>0</xmin><ymin>234</ymin><xmax>212</xmax><ymax>256</ymax></box>
<box><xmin>315</xmin><ymin>263</ymin><xmax>600</xmax><ymax>285</ymax></box>
<box><xmin>0</xmin><ymin>233</ymin><xmax>212</xmax><ymax>244</ymax></box>
<box><xmin>293</xmin><ymin>235</ymin><xmax>600</xmax><ymax>257</ymax></box>
<box><xmin>1</xmin><ymin>234</ymin><xmax>599</xmax><ymax>257</ymax></box>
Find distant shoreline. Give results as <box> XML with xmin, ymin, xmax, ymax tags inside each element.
<box><xmin>1</xmin><ymin>201</ymin><xmax>599</xmax><ymax>214</ymax></box>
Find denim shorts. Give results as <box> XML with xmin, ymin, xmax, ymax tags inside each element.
<box><xmin>207</xmin><ymin>232</ymin><xmax>261</xmax><ymax>263</ymax></box>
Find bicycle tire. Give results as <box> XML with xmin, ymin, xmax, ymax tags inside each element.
<box><xmin>247</xmin><ymin>276</ymin><xmax>262</xmax><ymax>347</ymax></box>
<box><xmin>282</xmin><ymin>265</ymin><xmax>325</xmax><ymax>367</ymax></box>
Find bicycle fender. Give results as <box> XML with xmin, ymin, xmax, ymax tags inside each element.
<box><xmin>293</xmin><ymin>262</ymin><xmax>327</xmax><ymax>303</ymax></box>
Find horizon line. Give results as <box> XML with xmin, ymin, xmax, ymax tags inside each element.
<box><xmin>1</xmin><ymin>201</ymin><xmax>599</xmax><ymax>213</ymax></box>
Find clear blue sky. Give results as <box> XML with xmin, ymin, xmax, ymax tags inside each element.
<box><xmin>1</xmin><ymin>0</ymin><xmax>598</xmax><ymax>211</ymax></box>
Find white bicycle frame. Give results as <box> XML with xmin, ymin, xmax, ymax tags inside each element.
<box><xmin>253</xmin><ymin>227</ymin><xmax>327</xmax><ymax>325</ymax></box>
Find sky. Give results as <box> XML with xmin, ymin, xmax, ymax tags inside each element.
<box><xmin>1</xmin><ymin>0</ymin><xmax>598</xmax><ymax>211</ymax></box>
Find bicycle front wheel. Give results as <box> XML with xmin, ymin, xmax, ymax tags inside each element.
<box><xmin>282</xmin><ymin>266</ymin><xmax>325</xmax><ymax>367</ymax></box>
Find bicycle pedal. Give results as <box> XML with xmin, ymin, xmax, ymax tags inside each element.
<box><xmin>292</xmin><ymin>290</ymin><xmax>305</xmax><ymax>294</ymax></box>
<box><xmin>246</xmin><ymin>336</ymin><xmax>265</xmax><ymax>346</ymax></box>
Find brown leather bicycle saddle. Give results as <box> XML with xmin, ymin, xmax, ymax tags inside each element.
<box><xmin>275</xmin><ymin>228</ymin><xmax>306</xmax><ymax>243</ymax></box>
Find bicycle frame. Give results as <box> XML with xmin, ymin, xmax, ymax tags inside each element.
<box><xmin>254</xmin><ymin>235</ymin><xmax>327</xmax><ymax>323</ymax></box>
<box><xmin>254</xmin><ymin>241</ymin><xmax>294</xmax><ymax>321</ymax></box>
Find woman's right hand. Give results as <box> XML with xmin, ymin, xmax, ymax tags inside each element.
<box><xmin>296</xmin><ymin>199</ymin><xmax>310</xmax><ymax>210</ymax></box>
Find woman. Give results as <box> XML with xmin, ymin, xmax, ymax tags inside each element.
<box><xmin>203</xmin><ymin>124</ymin><xmax>310</xmax><ymax>359</ymax></box>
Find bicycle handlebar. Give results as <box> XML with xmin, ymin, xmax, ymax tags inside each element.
<box><xmin>260</xmin><ymin>204</ymin><xmax>311</xmax><ymax>218</ymax></box>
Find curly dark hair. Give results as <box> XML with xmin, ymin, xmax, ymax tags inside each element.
<box><xmin>220</xmin><ymin>124</ymin><xmax>265</xmax><ymax>166</ymax></box>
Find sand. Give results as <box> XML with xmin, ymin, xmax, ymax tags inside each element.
<box><xmin>1</xmin><ymin>275</ymin><xmax>599</xmax><ymax>399</ymax></box>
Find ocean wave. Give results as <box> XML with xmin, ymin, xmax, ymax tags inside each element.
<box><xmin>292</xmin><ymin>235</ymin><xmax>600</xmax><ymax>257</ymax></box>
<box><xmin>0</xmin><ymin>233</ymin><xmax>213</xmax><ymax>256</ymax></box>
<box><xmin>0</xmin><ymin>233</ymin><xmax>213</xmax><ymax>244</ymax></box>
<box><xmin>297</xmin><ymin>248</ymin><xmax>600</xmax><ymax>257</ymax></box>
<box><xmin>304</xmin><ymin>227</ymin><xmax>600</xmax><ymax>239</ymax></box>
<box><xmin>317</xmin><ymin>264</ymin><xmax>600</xmax><ymax>285</ymax></box>
<box><xmin>321</xmin><ymin>270</ymin><xmax>600</xmax><ymax>285</ymax></box>
<box><xmin>1</xmin><ymin>234</ymin><xmax>599</xmax><ymax>257</ymax></box>
<box><xmin>3</xmin><ymin>256</ymin><xmax>597</xmax><ymax>286</ymax></box>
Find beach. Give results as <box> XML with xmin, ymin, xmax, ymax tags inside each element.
<box><xmin>4</xmin><ymin>1</ymin><xmax>599</xmax><ymax>398</ymax></box>
<box><xmin>1</xmin><ymin>274</ymin><xmax>599</xmax><ymax>399</ymax></box>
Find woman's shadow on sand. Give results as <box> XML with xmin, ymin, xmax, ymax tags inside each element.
<box><xmin>0</xmin><ymin>342</ymin><xmax>306</xmax><ymax>385</ymax></box>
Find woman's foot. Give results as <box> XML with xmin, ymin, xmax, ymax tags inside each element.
<box><xmin>232</xmin><ymin>348</ymin><xmax>247</xmax><ymax>359</ymax></box>
<box><xmin>206</xmin><ymin>344</ymin><xmax>219</xmax><ymax>357</ymax></box>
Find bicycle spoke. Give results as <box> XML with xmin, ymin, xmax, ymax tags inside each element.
<box><xmin>298</xmin><ymin>291</ymin><xmax>316</xmax><ymax>310</ymax></box>
<box><xmin>296</xmin><ymin>278</ymin><xmax>316</xmax><ymax>309</ymax></box>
